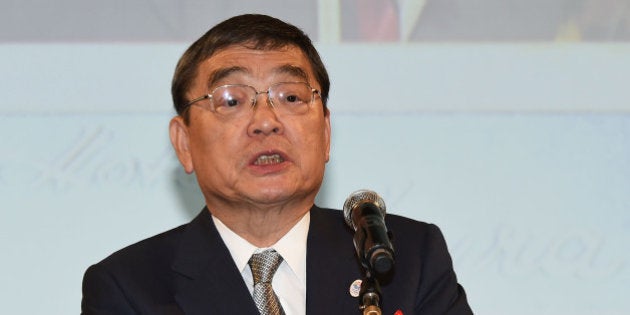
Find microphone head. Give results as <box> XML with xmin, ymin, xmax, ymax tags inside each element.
<box><xmin>343</xmin><ymin>189</ymin><xmax>387</xmax><ymax>230</ymax></box>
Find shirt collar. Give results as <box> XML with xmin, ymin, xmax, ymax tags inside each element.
<box><xmin>212</xmin><ymin>212</ymin><xmax>310</xmax><ymax>284</ymax></box>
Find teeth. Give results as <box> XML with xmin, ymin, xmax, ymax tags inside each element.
<box><xmin>254</xmin><ymin>154</ymin><xmax>284</xmax><ymax>165</ymax></box>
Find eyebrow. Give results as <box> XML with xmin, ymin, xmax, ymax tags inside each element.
<box><xmin>208</xmin><ymin>66</ymin><xmax>247</xmax><ymax>88</ymax></box>
<box><xmin>206</xmin><ymin>64</ymin><xmax>311</xmax><ymax>89</ymax></box>
<box><xmin>273</xmin><ymin>64</ymin><xmax>309</xmax><ymax>82</ymax></box>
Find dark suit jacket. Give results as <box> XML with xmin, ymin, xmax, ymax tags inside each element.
<box><xmin>82</xmin><ymin>206</ymin><xmax>472</xmax><ymax>314</ymax></box>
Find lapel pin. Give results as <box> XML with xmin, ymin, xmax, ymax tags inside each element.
<box><xmin>349</xmin><ymin>279</ymin><xmax>362</xmax><ymax>297</ymax></box>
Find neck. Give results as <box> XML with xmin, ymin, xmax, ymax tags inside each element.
<box><xmin>207</xmin><ymin>199</ymin><xmax>312</xmax><ymax>247</ymax></box>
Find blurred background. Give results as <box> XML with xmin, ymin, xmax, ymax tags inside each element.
<box><xmin>1</xmin><ymin>1</ymin><xmax>629</xmax><ymax>314</ymax></box>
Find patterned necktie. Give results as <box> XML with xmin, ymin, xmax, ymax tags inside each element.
<box><xmin>248</xmin><ymin>249</ymin><xmax>286</xmax><ymax>315</ymax></box>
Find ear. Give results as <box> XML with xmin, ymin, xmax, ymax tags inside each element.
<box><xmin>323</xmin><ymin>108</ymin><xmax>331</xmax><ymax>163</ymax></box>
<box><xmin>169</xmin><ymin>116</ymin><xmax>195</xmax><ymax>174</ymax></box>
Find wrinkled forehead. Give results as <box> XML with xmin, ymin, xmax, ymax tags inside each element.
<box><xmin>194</xmin><ymin>45</ymin><xmax>318</xmax><ymax>89</ymax></box>
<box><xmin>207</xmin><ymin>64</ymin><xmax>310</xmax><ymax>88</ymax></box>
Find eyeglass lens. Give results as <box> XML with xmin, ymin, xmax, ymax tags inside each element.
<box><xmin>211</xmin><ymin>82</ymin><xmax>314</xmax><ymax>117</ymax></box>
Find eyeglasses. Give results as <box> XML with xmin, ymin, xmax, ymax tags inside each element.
<box><xmin>185</xmin><ymin>82</ymin><xmax>320</xmax><ymax>118</ymax></box>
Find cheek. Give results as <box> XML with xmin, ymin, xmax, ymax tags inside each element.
<box><xmin>310</xmin><ymin>119</ymin><xmax>330</xmax><ymax>152</ymax></box>
<box><xmin>298</xmin><ymin>123</ymin><xmax>330</xmax><ymax>164</ymax></box>
<box><xmin>187</xmin><ymin>124</ymin><xmax>227</xmax><ymax>167</ymax></box>
<box><xmin>205</xmin><ymin>127</ymin><xmax>252</xmax><ymax>173</ymax></box>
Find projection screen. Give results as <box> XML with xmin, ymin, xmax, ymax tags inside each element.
<box><xmin>1</xmin><ymin>1</ymin><xmax>629</xmax><ymax>314</ymax></box>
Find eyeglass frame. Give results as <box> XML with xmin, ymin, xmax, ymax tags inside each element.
<box><xmin>183</xmin><ymin>81</ymin><xmax>321</xmax><ymax>117</ymax></box>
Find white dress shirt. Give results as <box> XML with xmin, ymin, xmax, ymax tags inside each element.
<box><xmin>212</xmin><ymin>212</ymin><xmax>309</xmax><ymax>315</ymax></box>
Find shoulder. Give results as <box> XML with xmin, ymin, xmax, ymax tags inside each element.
<box><xmin>83</xmin><ymin>222</ymin><xmax>189</xmax><ymax>294</ymax></box>
<box><xmin>97</xmin><ymin>223</ymin><xmax>187</xmax><ymax>269</ymax></box>
<box><xmin>309</xmin><ymin>205</ymin><xmax>442</xmax><ymax>250</ymax></box>
<box><xmin>83</xmin><ymin>208</ymin><xmax>214</xmax><ymax>284</ymax></box>
<box><xmin>90</xmin><ymin>209</ymin><xmax>214</xmax><ymax>271</ymax></box>
<box><xmin>312</xmin><ymin>205</ymin><xmax>438</xmax><ymax>237</ymax></box>
<box><xmin>81</xmin><ymin>223</ymin><xmax>190</xmax><ymax>313</ymax></box>
<box><xmin>385</xmin><ymin>213</ymin><xmax>443</xmax><ymax>242</ymax></box>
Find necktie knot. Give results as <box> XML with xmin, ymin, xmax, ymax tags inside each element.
<box><xmin>249</xmin><ymin>249</ymin><xmax>283</xmax><ymax>284</ymax></box>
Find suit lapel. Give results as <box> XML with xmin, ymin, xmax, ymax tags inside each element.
<box><xmin>171</xmin><ymin>208</ymin><xmax>259</xmax><ymax>315</ymax></box>
<box><xmin>306</xmin><ymin>207</ymin><xmax>364</xmax><ymax>315</ymax></box>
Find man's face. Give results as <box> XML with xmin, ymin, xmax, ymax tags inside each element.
<box><xmin>170</xmin><ymin>45</ymin><xmax>331</xmax><ymax>210</ymax></box>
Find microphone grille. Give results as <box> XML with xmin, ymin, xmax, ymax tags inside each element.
<box><xmin>343</xmin><ymin>189</ymin><xmax>387</xmax><ymax>229</ymax></box>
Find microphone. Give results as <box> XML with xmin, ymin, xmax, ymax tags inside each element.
<box><xmin>343</xmin><ymin>189</ymin><xmax>395</xmax><ymax>276</ymax></box>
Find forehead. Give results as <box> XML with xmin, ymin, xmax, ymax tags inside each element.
<box><xmin>195</xmin><ymin>45</ymin><xmax>316</xmax><ymax>88</ymax></box>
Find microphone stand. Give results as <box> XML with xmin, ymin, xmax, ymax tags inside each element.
<box><xmin>358</xmin><ymin>270</ymin><xmax>382</xmax><ymax>315</ymax></box>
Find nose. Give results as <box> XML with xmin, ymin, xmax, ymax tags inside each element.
<box><xmin>247</xmin><ymin>92</ymin><xmax>283</xmax><ymax>136</ymax></box>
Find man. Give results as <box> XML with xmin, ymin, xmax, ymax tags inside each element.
<box><xmin>82</xmin><ymin>14</ymin><xmax>472</xmax><ymax>315</ymax></box>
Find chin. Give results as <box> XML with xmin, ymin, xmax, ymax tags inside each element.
<box><xmin>249</xmin><ymin>186</ymin><xmax>312</xmax><ymax>205</ymax></box>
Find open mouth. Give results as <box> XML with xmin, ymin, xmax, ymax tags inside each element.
<box><xmin>253</xmin><ymin>153</ymin><xmax>285</xmax><ymax>166</ymax></box>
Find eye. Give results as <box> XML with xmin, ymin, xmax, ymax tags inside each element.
<box><xmin>284</xmin><ymin>94</ymin><xmax>300</xmax><ymax>103</ymax></box>
<box><xmin>275</xmin><ymin>83</ymin><xmax>310</xmax><ymax>106</ymax></box>
<box><xmin>213</xmin><ymin>86</ymin><xmax>250</xmax><ymax>110</ymax></box>
<box><xmin>224</xmin><ymin>96</ymin><xmax>240</xmax><ymax>107</ymax></box>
